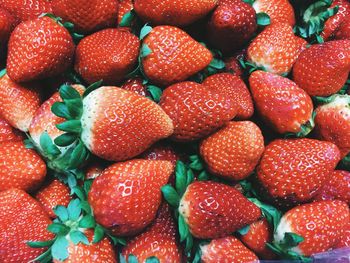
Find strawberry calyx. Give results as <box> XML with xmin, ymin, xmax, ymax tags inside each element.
<box><xmin>119</xmin><ymin>254</ymin><xmax>160</xmax><ymax>263</ymax></box>
<box><xmin>242</xmin><ymin>0</ymin><xmax>271</xmax><ymax>26</ymax></box>
<box><xmin>285</xmin><ymin>111</ymin><xmax>316</xmax><ymax>138</ymax></box>
<box><xmin>0</xmin><ymin>68</ymin><xmax>6</xmax><ymax>78</ymax></box>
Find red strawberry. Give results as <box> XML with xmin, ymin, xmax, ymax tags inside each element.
<box><xmin>52</xmin><ymin>0</ymin><xmax>119</xmax><ymax>33</ymax></box>
<box><xmin>225</xmin><ymin>56</ymin><xmax>244</xmax><ymax>76</ymax></box>
<box><xmin>0</xmin><ymin>141</ymin><xmax>47</xmax><ymax>192</ymax></box>
<box><xmin>200</xmin><ymin>121</ymin><xmax>265</xmax><ymax>181</ymax></box>
<box><xmin>117</xmin><ymin>0</ymin><xmax>133</xmax><ymax>25</ymax></box>
<box><xmin>159</xmin><ymin>81</ymin><xmax>237</xmax><ymax>141</ymax></box>
<box><xmin>122</xmin><ymin>203</ymin><xmax>182</xmax><ymax>262</ymax></box>
<box><xmin>179</xmin><ymin>181</ymin><xmax>261</xmax><ymax>239</ymax></box>
<box><xmin>252</xmin><ymin>0</ymin><xmax>295</xmax><ymax>25</ymax></box>
<box><xmin>0</xmin><ymin>8</ymin><xmax>15</xmax><ymax>49</ymax></box>
<box><xmin>207</xmin><ymin>0</ymin><xmax>257</xmax><ymax>54</ymax></box>
<box><xmin>336</xmin><ymin>220</ymin><xmax>350</xmax><ymax>249</ymax></box>
<box><xmin>247</xmin><ymin>23</ymin><xmax>307</xmax><ymax>75</ymax></box>
<box><xmin>0</xmin><ymin>188</ymin><xmax>53</xmax><ymax>262</ymax></box>
<box><xmin>314</xmin><ymin>94</ymin><xmax>350</xmax><ymax>158</ymax></box>
<box><xmin>293</xmin><ymin>40</ymin><xmax>350</xmax><ymax>97</ymax></box>
<box><xmin>203</xmin><ymin>73</ymin><xmax>254</xmax><ymax>120</ymax></box>
<box><xmin>257</xmin><ymin>138</ymin><xmax>340</xmax><ymax>205</ymax></box>
<box><xmin>7</xmin><ymin>16</ymin><xmax>75</xmax><ymax>83</ymax></box>
<box><xmin>88</xmin><ymin>159</ymin><xmax>174</xmax><ymax>236</ymax></box>
<box><xmin>74</xmin><ymin>28</ymin><xmax>140</xmax><ymax>85</ymax></box>
<box><xmin>0</xmin><ymin>73</ymin><xmax>41</xmax><ymax>132</ymax></box>
<box><xmin>200</xmin><ymin>236</ymin><xmax>259</xmax><ymax>263</ymax></box>
<box><xmin>121</xmin><ymin>78</ymin><xmax>150</xmax><ymax>97</ymax></box>
<box><xmin>142</xmin><ymin>26</ymin><xmax>212</xmax><ymax>86</ymax></box>
<box><xmin>134</xmin><ymin>0</ymin><xmax>218</xmax><ymax>26</ymax></box>
<box><xmin>85</xmin><ymin>161</ymin><xmax>105</xmax><ymax>180</ymax></box>
<box><xmin>0</xmin><ymin>117</ymin><xmax>23</xmax><ymax>143</ymax></box>
<box><xmin>273</xmin><ymin>200</ymin><xmax>349</xmax><ymax>256</ymax></box>
<box><xmin>249</xmin><ymin>70</ymin><xmax>314</xmax><ymax>134</ymax></box>
<box><xmin>335</xmin><ymin>15</ymin><xmax>350</xmax><ymax>40</ymax></box>
<box><xmin>313</xmin><ymin>170</ymin><xmax>350</xmax><ymax>204</ymax></box>
<box><xmin>81</xmin><ymin>86</ymin><xmax>173</xmax><ymax>161</ymax></box>
<box><xmin>35</xmin><ymin>179</ymin><xmax>71</xmax><ymax>218</ymax></box>
<box><xmin>140</xmin><ymin>141</ymin><xmax>181</xmax><ymax>166</ymax></box>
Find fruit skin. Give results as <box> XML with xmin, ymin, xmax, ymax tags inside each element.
<box><xmin>35</xmin><ymin>179</ymin><xmax>71</xmax><ymax>218</ymax></box>
<box><xmin>274</xmin><ymin>200</ymin><xmax>349</xmax><ymax>256</ymax></box>
<box><xmin>75</xmin><ymin>28</ymin><xmax>140</xmax><ymax>85</ymax></box>
<box><xmin>122</xmin><ymin>203</ymin><xmax>182</xmax><ymax>263</ymax></box>
<box><xmin>335</xmin><ymin>220</ymin><xmax>350</xmax><ymax>249</ymax></box>
<box><xmin>7</xmin><ymin>17</ymin><xmax>75</xmax><ymax>83</ymax></box>
<box><xmin>121</xmin><ymin>78</ymin><xmax>150</xmax><ymax>97</ymax></box>
<box><xmin>247</xmin><ymin>23</ymin><xmax>307</xmax><ymax>75</ymax></box>
<box><xmin>179</xmin><ymin>181</ymin><xmax>261</xmax><ymax>239</ymax></box>
<box><xmin>200</xmin><ymin>236</ymin><xmax>259</xmax><ymax>263</ymax></box>
<box><xmin>293</xmin><ymin>40</ymin><xmax>350</xmax><ymax>97</ymax></box>
<box><xmin>252</xmin><ymin>0</ymin><xmax>295</xmax><ymax>25</ymax></box>
<box><xmin>81</xmin><ymin>86</ymin><xmax>174</xmax><ymax>161</ymax></box>
<box><xmin>0</xmin><ymin>188</ymin><xmax>53</xmax><ymax>262</ymax></box>
<box><xmin>249</xmin><ymin>70</ymin><xmax>313</xmax><ymax>134</ymax></box>
<box><xmin>52</xmin><ymin>0</ymin><xmax>119</xmax><ymax>34</ymax></box>
<box><xmin>134</xmin><ymin>0</ymin><xmax>218</xmax><ymax>26</ymax></box>
<box><xmin>0</xmin><ymin>8</ymin><xmax>15</xmax><ymax>50</ymax></box>
<box><xmin>207</xmin><ymin>0</ymin><xmax>257</xmax><ymax>54</ymax></box>
<box><xmin>203</xmin><ymin>73</ymin><xmax>254</xmax><ymax>120</ymax></box>
<box><xmin>0</xmin><ymin>141</ymin><xmax>47</xmax><ymax>192</ymax></box>
<box><xmin>142</xmin><ymin>26</ymin><xmax>212</xmax><ymax>86</ymax></box>
<box><xmin>257</xmin><ymin>138</ymin><xmax>340</xmax><ymax>205</ymax></box>
<box><xmin>314</xmin><ymin>95</ymin><xmax>350</xmax><ymax>158</ymax></box>
<box><xmin>313</xmin><ymin>170</ymin><xmax>350</xmax><ymax>205</ymax></box>
<box><xmin>0</xmin><ymin>74</ymin><xmax>41</xmax><ymax>132</ymax></box>
<box><xmin>0</xmin><ymin>117</ymin><xmax>23</xmax><ymax>143</ymax></box>
<box><xmin>159</xmin><ymin>81</ymin><xmax>237</xmax><ymax>142</ymax></box>
<box><xmin>334</xmin><ymin>16</ymin><xmax>350</xmax><ymax>40</ymax></box>
<box><xmin>200</xmin><ymin>121</ymin><xmax>265</xmax><ymax>181</ymax></box>
<box><xmin>117</xmin><ymin>0</ymin><xmax>133</xmax><ymax>25</ymax></box>
<box><xmin>88</xmin><ymin>159</ymin><xmax>173</xmax><ymax>236</ymax></box>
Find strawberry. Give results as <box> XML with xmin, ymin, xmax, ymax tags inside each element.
<box><xmin>336</xmin><ymin>220</ymin><xmax>350</xmax><ymax>249</ymax></box>
<box><xmin>272</xmin><ymin>200</ymin><xmax>349</xmax><ymax>257</ymax></box>
<box><xmin>203</xmin><ymin>73</ymin><xmax>254</xmax><ymax>120</ymax></box>
<box><xmin>85</xmin><ymin>161</ymin><xmax>105</xmax><ymax>180</ymax></box>
<box><xmin>159</xmin><ymin>81</ymin><xmax>237</xmax><ymax>141</ymax></box>
<box><xmin>0</xmin><ymin>8</ymin><xmax>15</xmax><ymax>50</ymax></box>
<box><xmin>122</xmin><ymin>203</ymin><xmax>182</xmax><ymax>262</ymax></box>
<box><xmin>207</xmin><ymin>0</ymin><xmax>257</xmax><ymax>54</ymax></box>
<box><xmin>74</xmin><ymin>28</ymin><xmax>140</xmax><ymax>85</ymax></box>
<box><xmin>0</xmin><ymin>188</ymin><xmax>53</xmax><ymax>262</ymax></box>
<box><xmin>314</xmin><ymin>94</ymin><xmax>350</xmax><ymax>158</ymax></box>
<box><xmin>292</xmin><ymin>40</ymin><xmax>350</xmax><ymax>97</ymax></box>
<box><xmin>252</xmin><ymin>0</ymin><xmax>295</xmax><ymax>26</ymax></box>
<box><xmin>88</xmin><ymin>159</ymin><xmax>174</xmax><ymax>236</ymax></box>
<box><xmin>334</xmin><ymin>15</ymin><xmax>350</xmax><ymax>40</ymax></box>
<box><xmin>118</xmin><ymin>0</ymin><xmax>133</xmax><ymax>25</ymax></box>
<box><xmin>249</xmin><ymin>70</ymin><xmax>314</xmax><ymax>135</ymax></box>
<box><xmin>257</xmin><ymin>138</ymin><xmax>340</xmax><ymax>205</ymax></box>
<box><xmin>140</xmin><ymin>141</ymin><xmax>181</xmax><ymax>166</ymax></box>
<box><xmin>200</xmin><ymin>121</ymin><xmax>265</xmax><ymax>181</ymax></box>
<box><xmin>247</xmin><ymin>23</ymin><xmax>307</xmax><ymax>75</ymax></box>
<box><xmin>313</xmin><ymin>170</ymin><xmax>350</xmax><ymax>204</ymax></box>
<box><xmin>200</xmin><ymin>236</ymin><xmax>259</xmax><ymax>263</ymax></box>
<box><xmin>142</xmin><ymin>26</ymin><xmax>212</xmax><ymax>86</ymax></box>
<box><xmin>35</xmin><ymin>179</ymin><xmax>72</xmax><ymax>218</ymax></box>
<box><xmin>134</xmin><ymin>0</ymin><xmax>218</xmax><ymax>26</ymax></box>
<box><xmin>7</xmin><ymin>16</ymin><xmax>75</xmax><ymax>83</ymax></box>
<box><xmin>225</xmin><ymin>56</ymin><xmax>244</xmax><ymax>76</ymax></box>
<box><xmin>121</xmin><ymin>78</ymin><xmax>150</xmax><ymax>97</ymax></box>
<box><xmin>52</xmin><ymin>0</ymin><xmax>119</xmax><ymax>33</ymax></box>
<box><xmin>0</xmin><ymin>117</ymin><xmax>23</xmax><ymax>143</ymax></box>
<box><xmin>0</xmin><ymin>73</ymin><xmax>41</xmax><ymax>132</ymax></box>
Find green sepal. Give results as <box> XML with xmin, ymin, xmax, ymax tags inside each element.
<box><xmin>47</xmin><ymin>223</ymin><xmax>70</xmax><ymax>235</ymax></box>
<box><xmin>120</xmin><ymin>9</ymin><xmax>136</xmax><ymax>27</ymax></box>
<box><xmin>59</xmin><ymin>84</ymin><xmax>81</xmax><ymax>100</ymax></box>
<box><xmin>51</xmin><ymin>102</ymin><xmax>71</xmax><ymax>119</ymax></box>
<box><xmin>198</xmin><ymin>171</ymin><xmax>210</xmax><ymax>181</ymax></box>
<box><xmin>64</xmin><ymin>98</ymin><xmax>83</xmax><ymax>120</ymax></box>
<box><xmin>242</xmin><ymin>0</ymin><xmax>255</xmax><ymax>5</ymax></box>
<box><xmin>67</xmin><ymin>199</ymin><xmax>81</xmax><ymax>221</ymax></box>
<box><xmin>184</xmin><ymin>234</ymin><xmax>193</xmax><ymax>253</ymax></box>
<box><xmin>208</xmin><ymin>58</ymin><xmax>225</xmax><ymax>70</ymax></box>
<box><xmin>72</xmin><ymin>186</ymin><xmax>86</xmax><ymax>201</ymax></box>
<box><xmin>140</xmin><ymin>44</ymin><xmax>152</xmax><ymax>58</ymax></box>
<box><xmin>237</xmin><ymin>225</ymin><xmax>251</xmax><ymax>236</ymax></box>
<box><xmin>0</xmin><ymin>68</ymin><xmax>6</xmax><ymax>78</ymax></box>
<box><xmin>83</xmin><ymin>80</ymin><xmax>103</xmax><ymax>98</ymax></box>
<box><xmin>186</xmin><ymin>169</ymin><xmax>194</xmax><ymax>185</ymax></box>
<box><xmin>161</xmin><ymin>185</ymin><xmax>180</xmax><ymax>208</ymax></box>
<box><xmin>56</xmin><ymin>120</ymin><xmax>82</xmax><ymax>133</ymax></box>
<box><xmin>27</xmin><ymin>239</ymin><xmax>55</xmax><ymax>248</ymax></box>
<box><xmin>175</xmin><ymin>161</ymin><xmax>187</xmax><ymax>196</ymax></box>
<box><xmin>145</xmin><ymin>256</ymin><xmax>160</xmax><ymax>263</ymax></box>
<box><xmin>256</xmin><ymin>12</ymin><xmax>271</xmax><ymax>26</ymax></box>
<box><xmin>40</xmin><ymin>132</ymin><xmax>61</xmax><ymax>160</ymax></box>
<box><xmin>51</xmin><ymin>236</ymin><xmax>69</xmax><ymax>261</ymax></box>
<box><xmin>128</xmin><ymin>254</ymin><xmax>139</xmax><ymax>263</ymax></box>
<box><xmin>79</xmin><ymin>214</ymin><xmax>96</xmax><ymax>228</ymax></box>
<box><xmin>68</xmin><ymin>140</ymin><xmax>89</xmax><ymax>169</ymax></box>
<box><xmin>285</xmin><ymin>111</ymin><xmax>316</xmax><ymax>138</ymax></box>
<box><xmin>24</xmin><ymin>138</ymin><xmax>35</xmax><ymax>149</ymax></box>
<box><xmin>70</xmin><ymin>230</ymin><xmax>89</xmax><ymax>245</ymax></box>
<box><xmin>83</xmin><ymin>179</ymin><xmax>93</xmax><ymax>194</ymax></box>
<box><xmin>93</xmin><ymin>224</ymin><xmax>105</xmax><ymax>243</ymax></box>
<box><xmin>139</xmin><ymin>24</ymin><xmax>152</xmax><ymax>40</ymax></box>
<box><xmin>147</xmin><ymin>85</ymin><xmax>162</xmax><ymax>102</ymax></box>
<box><xmin>80</xmin><ymin>200</ymin><xmax>92</xmax><ymax>214</ymax></box>
<box><xmin>189</xmin><ymin>155</ymin><xmax>204</xmax><ymax>171</ymax></box>
<box><xmin>178</xmin><ymin>215</ymin><xmax>189</xmax><ymax>242</ymax></box>
<box><xmin>54</xmin><ymin>205</ymin><xmax>69</xmax><ymax>222</ymax></box>
<box><xmin>283</xmin><ymin>232</ymin><xmax>305</xmax><ymax>247</ymax></box>
<box><xmin>54</xmin><ymin>133</ymin><xmax>78</xmax><ymax>147</ymax></box>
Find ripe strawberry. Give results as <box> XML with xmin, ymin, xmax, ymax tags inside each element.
<box><xmin>35</xmin><ymin>179</ymin><xmax>71</xmax><ymax>218</ymax></box>
<box><xmin>0</xmin><ymin>8</ymin><xmax>15</xmax><ymax>49</ymax></box>
<box><xmin>247</xmin><ymin>23</ymin><xmax>307</xmax><ymax>75</ymax></box>
<box><xmin>207</xmin><ymin>0</ymin><xmax>257</xmax><ymax>54</ymax></box>
<box><xmin>121</xmin><ymin>78</ymin><xmax>150</xmax><ymax>97</ymax></box>
<box><xmin>200</xmin><ymin>236</ymin><xmax>259</xmax><ymax>263</ymax></box>
<box><xmin>225</xmin><ymin>56</ymin><xmax>244</xmax><ymax>76</ymax></box>
<box><xmin>314</xmin><ymin>94</ymin><xmax>350</xmax><ymax>158</ymax></box>
<box><xmin>88</xmin><ymin>159</ymin><xmax>174</xmax><ymax>236</ymax></box>
<box><xmin>0</xmin><ymin>117</ymin><xmax>23</xmax><ymax>143</ymax></box>
<box><xmin>134</xmin><ymin>0</ymin><xmax>217</xmax><ymax>26</ymax></box>
<box><xmin>7</xmin><ymin>16</ymin><xmax>75</xmax><ymax>83</ymax></box>
<box><xmin>0</xmin><ymin>188</ymin><xmax>53</xmax><ymax>262</ymax></box>
<box><xmin>200</xmin><ymin>121</ymin><xmax>265</xmax><ymax>181</ymax></box>
<box><xmin>273</xmin><ymin>200</ymin><xmax>349</xmax><ymax>256</ymax></box>
<box><xmin>75</xmin><ymin>28</ymin><xmax>140</xmax><ymax>85</ymax></box>
<box><xmin>335</xmin><ymin>15</ymin><xmax>350</xmax><ymax>40</ymax></box>
<box><xmin>203</xmin><ymin>73</ymin><xmax>254</xmax><ymax>120</ymax></box>
<box><xmin>336</xmin><ymin>221</ymin><xmax>350</xmax><ymax>248</ymax></box>
<box><xmin>313</xmin><ymin>170</ymin><xmax>350</xmax><ymax>204</ymax></box>
<box><xmin>81</xmin><ymin>86</ymin><xmax>173</xmax><ymax>161</ymax></box>
<box><xmin>159</xmin><ymin>81</ymin><xmax>237</xmax><ymax>141</ymax></box>
<box><xmin>140</xmin><ymin>141</ymin><xmax>181</xmax><ymax>166</ymax></box>
<box><xmin>122</xmin><ymin>203</ymin><xmax>182</xmax><ymax>262</ymax></box>
<box><xmin>0</xmin><ymin>73</ymin><xmax>41</xmax><ymax>132</ymax></box>
<box><xmin>142</xmin><ymin>26</ymin><xmax>212</xmax><ymax>86</ymax></box>
<box><xmin>179</xmin><ymin>181</ymin><xmax>261</xmax><ymax>239</ymax></box>
<box><xmin>292</xmin><ymin>40</ymin><xmax>350</xmax><ymax>96</ymax></box>
<box><xmin>118</xmin><ymin>0</ymin><xmax>133</xmax><ymax>25</ymax></box>
<box><xmin>249</xmin><ymin>70</ymin><xmax>314</xmax><ymax>135</ymax></box>
<box><xmin>257</xmin><ymin>138</ymin><xmax>340</xmax><ymax>205</ymax></box>
<box><xmin>52</xmin><ymin>0</ymin><xmax>119</xmax><ymax>33</ymax></box>
<box><xmin>252</xmin><ymin>0</ymin><xmax>295</xmax><ymax>25</ymax></box>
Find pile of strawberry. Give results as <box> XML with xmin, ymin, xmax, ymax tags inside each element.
<box><xmin>0</xmin><ymin>0</ymin><xmax>350</xmax><ymax>262</ymax></box>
